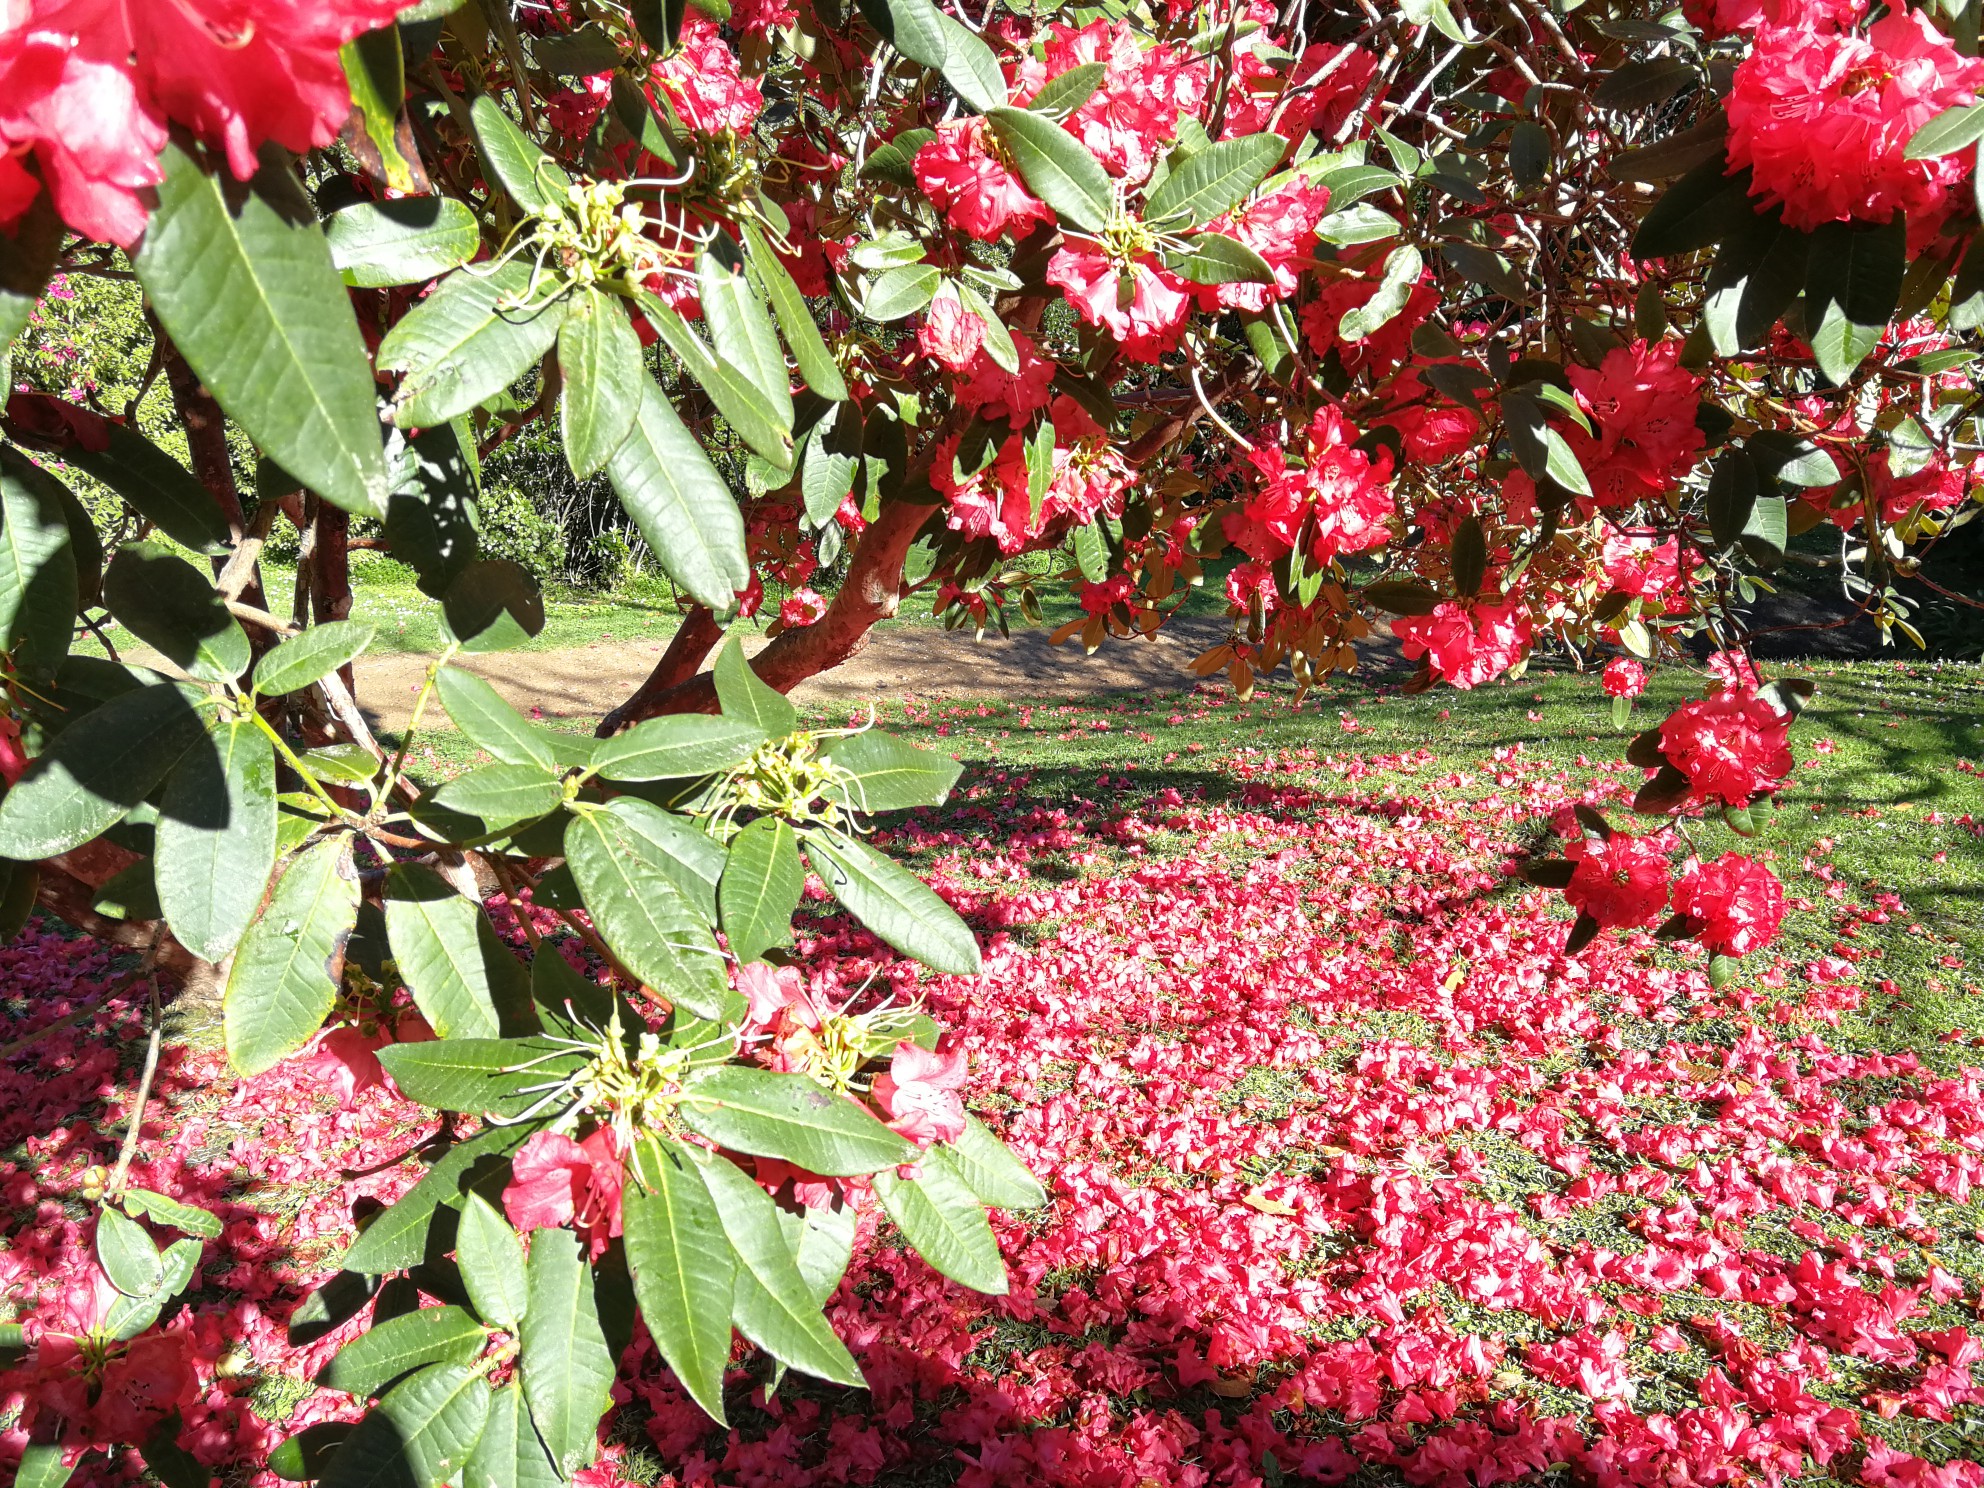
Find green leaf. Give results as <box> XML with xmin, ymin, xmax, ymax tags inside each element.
<box><xmin>339</xmin><ymin>26</ymin><xmax>417</xmax><ymax>193</ymax></box>
<box><xmin>719</xmin><ymin>816</ymin><xmax>803</xmax><ymax>964</ymax></box>
<box><xmin>1805</xmin><ymin>216</ymin><xmax>1906</xmax><ymax>385</ymax></box>
<box><xmin>713</xmin><ymin>635</ymin><xmax>797</xmax><ymax>735</ymax></box>
<box><xmin>1905</xmin><ymin>101</ymin><xmax>1984</xmax><ymax>159</ymax></box>
<box><xmin>1314</xmin><ymin>202</ymin><xmax>1398</xmax><ymax>246</ymax></box>
<box><xmin>386</xmin><ymin>423</ymin><xmax>481</xmax><ymax>596</ymax></box>
<box><xmin>376</xmin><ymin>1037</ymin><xmax>587</xmax><ymax>1118</ymax></box>
<box><xmin>1145</xmin><ymin>133</ymin><xmax>1284</xmax><ymax>227</ymax></box>
<box><xmin>121</xmin><ymin>1189</ymin><xmax>223</xmax><ymax>1239</ymax></box>
<box><xmin>97</xmin><ymin>1204</ymin><xmax>165</xmax><ymax>1296</ymax></box>
<box><xmin>0</xmin><ymin>683</ymin><xmax>208</xmax><ymax>861</ymax></box>
<box><xmin>692</xmin><ymin>1151</ymin><xmax>863</xmax><ymax>1386</ymax></box>
<box><xmin>385</xmin><ymin>864</ymin><xmax>532</xmax><ymax>1040</ymax></box>
<box><xmin>1026</xmin><ymin>61</ymin><xmax>1106</xmax><ymax>117</ymax></box>
<box><xmin>255</xmin><ymin>621</ymin><xmax>379</xmax><ymax>696</ymax></box>
<box><xmin>874</xmin><ymin>1148</ymin><xmax>1007</xmax><ymax>1294</ymax></box>
<box><xmin>270</xmin><ymin>1423</ymin><xmax>357</xmax><ymax>1482</ymax></box>
<box><xmin>1740</xmin><ymin>492</ymin><xmax>1788</xmax><ymax>565</ymax></box>
<box><xmin>135</xmin><ymin>142</ymin><xmax>388</xmax><ymax>519</ymax></box>
<box><xmin>318</xmin><ymin>1361</ymin><xmax>491</xmax><ymax>1488</ymax></box>
<box><xmin>1702</xmin><ymin>208</ymin><xmax>1808</xmax><ymax>356</ymax></box>
<box><xmin>1630</xmin><ymin>157</ymin><xmax>1755</xmax><ymax>260</ymax></box>
<box><xmin>565</xmin><ymin>809</ymin><xmax>730</xmax><ymax>1016</ymax></box>
<box><xmin>602</xmin><ymin>797</ymin><xmax>726</xmax><ymax>921</ymax></box>
<box><xmin>1398</xmin><ymin>0</ymin><xmax>1467</xmax><ymax>42</ymax></box>
<box><xmin>680</xmin><ymin>1065</ymin><xmax>914</xmax><ymax>1176</ymax></box>
<box><xmin>790</xmin><ymin>1201</ymin><xmax>856</xmax><ymax>1305</ymax></box>
<box><xmin>157</xmin><ymin>717</ymin><xmax>277</xmax><ymax>963</ymax></box>
<box><xmin>1747</xmin><ymin>430</ymin><xmax>1839</xmax><ymax>487</ymax></box>
<box><xmin>819</xmin><ymin>730</ymin><xmax>961</xmax><ymax>812</ymax></box>
<box><xmin>456</xmin><ymin>1194</ymin><xmax>529</xmax><ymax>1333</ymax></box>
<box><xmin>1594</xmin><ymin>57</ymin><xmax>1695</xmax><ymax>113</ymax></box>
<box><xmin>520</xmin><ymin>1227</ymin><xmax>615</xmax><ymax>1475</ymax></box>
<box><xmin>859</xmin><ymin>129</ymin><xmax>936</xmax><ymax>188</ymax></box>
<box><xmin>637</xmin><ymin>296</ymin><xmax>794</xmax><ymax>469</ymax></box>
<box><xmin>742</xmin><ymin>224</ymin><xmax>847</xmax><ymax>402</ymax></box>
<box><xmin>623</xmin><ymin>1137</ymin><xmax>737</xmax><ymax>1424</ymax></box>
<box><xmin>470</xmin><ymin>95</ymin><xmax>572</xmax><ymax>214</ymax></box>
<box><xmin>0</xmin><ymin>449</ymin><xmax>78</xmax><ymax>684</ymax></box>
<box><xmin>15</xmin><ymin>1444</ymin><xmax>72</xmax><ymax>1488</ymax></box>
<box><xmin>464</xmin><ymin>1381</ymin><xmax>565</xmax><ymax>1488</ymax></box>
<box><xmin>591</xmin><ymin>715</ymin><xmax>765</xmax><ymax>781</ymax></box>
<box><xmin>606</xmin><ymin>376</ymin><xmax>751</xmax><ymax>613</ymax></box>
<box><xmin>1164</xmin><ymin>233</ymin><xmax>1277</xmax><ymax>286</ymax></box>
<box><xmin>0</xmin><ymin>200</ymin><xmax>60</xmax><ymax>384</ymax></box>
<box><xmin>1441</xmin><ymin>240</ymin><xmax>1524</xmax><ymax>300</ymax></box>
<box><xmin>442</xmin><ymin>559</ymin><xmax>547</xmax><ymax>652</ymax></box>
<box><xmin>224</xmin><ymin>837</ymin><xmax>361</xmax><ymax>1076</ymax></box>
<box><xmin>342</xmin><ymin>1126</ymin><xmax>533</xmax><ymax>1274</ymax></box>
<box><xmin>932</xmin><ymin>12</ymin><xmax>1005</xmax><ymax>111</ymax></box>
<box><xmin>700</xmin><ymin>239</ymin><xmax>793</xmax><ymax>428</ymax></box>
<box><xmin>986</xmin><ymin>107</ymin><xmax>1115</xmax><ymax>233</ymax></box>
<box><xmin>101</xmin><ymin>541</ymin><xmax>249</xmax><ymax>683</ymax></box>
<box><xmin>1315</xmin><ymin>163</ymin><xmax>1403</xmax><ymax>209</ymax></box>
<box><xmin>380</xmin><ymin>260</ymin><xmax>570</xmax><ymax>428</ymax></box>
<box><xmin>1500</xmin><ymin>391</ymin><xmax>1591</xmax><ymax>498</ymax></box>
<box><xmin>801</xmin><ymin>423</ymin><xmax>859</xmax><ymax>528</ymax></box>
<box><xmin>437</xmin><ymin>668</ymin><xmax>560</xmax><ymax>769</ymax></box>
<box><xmin>49</xmin><ymin>422</ymin><xmax>232</xmax><ymax>555</ymax></box>
<box><xmin>855</xmin><ymin>0</ymin><xmax>946</xmax><ymax>65</ymax></box>
<box><xmin>1510</xmin><ymin>121</ymin><xmax>1550</xmax><ymax>190</ymax></box>
<box><xmin>1706</xmin><ymin>447</ymin><xmax>1759</xmax><ymax>552</ymax></box>
<box><xmin>328</xmin><ymin>197</ymin><xmax>481</xmax><ymax>287</ymax></box>
<box><xmin>558</xmin><ymin>290</ymin><xmax>645</xmax><ymax>478</ymax></box>
<box><xmin>1339</xmin><ymin>245</ymin><xmax>1423</xmax><ymax>342</ymax></box>
<box><xmin>324</xmin><ymin>1306</ymin><xmax>488</xmax><ymax>1398</ymax></box>
<box><xmin>864</xmin><ymin>264</ymin><xmax>942</xmax><ymax>321</ymax></box>
<box><xmin>433</xmin><ymin>763</ymin><xmax>566</xmax><ymax>834</ymax></box>
<box><xmin>806</xmin><ymin>828</ymin><xmax>981</xmax><ymax>974</ymax></box>
<box><xmin>949</xmin><ymin>1115</ymin><xmax>1047</xmax><ymax>1209</ymax></box>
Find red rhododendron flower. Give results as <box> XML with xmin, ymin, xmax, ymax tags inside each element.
<box><xmin>1602</xmin><ymin>658</ymin><xmax>1647</xmax><ymax>698</ymax></box>
<box><xmin>1395</xmin><ymin>600</ymin><xmax>1533</xmax><ymax>690</ymax></box>
<box><xmin>914</xmin><ymin>118</ymin><xmax>1054</xmax><ymax>241</ymax></box>
<box><xmin>872</xmin><ymin>1039</ymin><xmax>967</xmax><ymax>1145</ymax></box>
<box><xmin>1726</xmin><ymin>12</ymin><xmax>1984</xmax><ymax>233</ymax></box>
<box><xmin>0</xmin><ymin>711</ymin><xmax>27</xmax><ymax>786</ymax></box>
<box><xmin>1659</xmin><ymin>691</ymin><xmax>1794</xmax><ymax>806</ymax></box>
<box><xmin>1221</xmin><ymin>37</ymin><xmax>1380</xmax><ymax>140</ymax></box>
<box><xmin>934</xmin><ymin>431</ymin><xmax>1032</xmax><ymax>554</ymax></box>
<box><xmin>1672</xmin><ymin>853</ymin><xmax>1786</xmax><ymax>957</ymax></box>
<box><xmin>1684</xmin><ymin>0</ymin><xmax>1863</xmax><ymax>39</ymax></box>
<box><xmin>1046</xmin><ymin>247</ymin><xmax>1193</xmax><ymax>362</ymax></box>
<box><xmin>1226</xmin><ymin>561</ymin><xmax>1278</xmax><ymax>617</ymax></box>
<box><xmin>648</xmin><ymin>14</ymin><xmax>763</xmax><ymax>135</ymax></box>
<box><xmin>1226</xmin><ymin>405</ymin><xmax>1393</xmax><ymax>568</ymax></box>
<box><xmin>1566</xmin><ymin>340</ymin><xmax>1705</xmax><ymax>507</ymax></box>
<box><xmin>1565</xmin><ymin>831</ymin><xmax>1670</xmax><ymax>929</ymax></box>
<box><xmin>503</xmin><ymin>1129</ymin><xmax>624</xmax><ymax>1255</ymax></box>
<box><xmin>1017</xmin><ymin>19</ymin><xmax>1206</xmax><ymax>183</ymax></box>
<box><xmin>779</xmin><ymin>586</ymin><xmax>827</xmax><ymax>629</ymax></box>
<box><xmin>1079</xmin><ymin>573</ymin><xmax>1134</xmax><ymax>617</ymax></box>
<box><xmin>1300</xmin><ymin>273</ymin><xmax>1438</xmax><ymax>378</ymax></box>
<box><xmin>1602</xmin><ymin>531</ymin><xmax>1691</xmax><ymax>604</ymax></box>
<box><xmin>954</xmin><ymin>328</ymin><xmax>1057</xmax><ymax>428</ymax></box>
<box><xmin>917</xmin><ymin>294</ymin><xmax>984</xmax><ymax>373</ymax></box>
<box><xmin>0</xmin><ymin>0</ymin><xmax>404</xmax><ymax>245</ymax></box>
<box><xmin>1194</xmin><ymin>183</ymin><xmax>1331</xmax><ymax>314</ymax></box>
<box><xmin>89</xmin><ymin>1331</ymin><xmax>198</xmax><ymax>1442</ymax></box>
<box><xmin>1380</xmin><ymin>373</ymin><xmax>1484</xmax><ymax>464</ymax></box>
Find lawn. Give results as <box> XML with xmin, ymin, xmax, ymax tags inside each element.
<box><xmin>3</xmin><ymin>658</ymin><xmax>1982</xmax><ymax>1487</ymax></box>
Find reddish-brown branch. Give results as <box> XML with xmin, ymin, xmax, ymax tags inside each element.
<box><xmin>158</xmin><ymin>335</ymin><xmax>247</xmax><ymax>541</ymax></box>
<box><xmin>596</xmin><ymin>604</ymin><xmax>726</xmax><ymax>735</ymax></box>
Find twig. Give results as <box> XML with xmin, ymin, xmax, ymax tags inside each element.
<box><xmin>108</xmin><ymin>972</ymin><xmax>163</xmax><ymax>1198</ymax></box>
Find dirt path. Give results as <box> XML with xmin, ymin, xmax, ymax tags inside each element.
<box><xmin>352</xmin><ymin>616</ymin><xmax>1273</xmax><ymax>733</ymax></box>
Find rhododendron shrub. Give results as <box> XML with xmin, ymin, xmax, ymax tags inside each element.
<box><xmin>0</xmin><ymin>0</ymin><xmax>1981</xmax><ymax>1480</ymax></box>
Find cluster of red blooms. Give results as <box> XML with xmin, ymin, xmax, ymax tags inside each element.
<box><xmin>2</xmin><ymin>695</ymin><xmax>1980</xmax><ymax>1488</ymax></box>
<box><xmin>0</xmin><ymin>0</ymin><xmax>405</xmax><ymax>245</ymax></box>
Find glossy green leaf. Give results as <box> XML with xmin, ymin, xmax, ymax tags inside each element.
<box><xmin>863</xmin><ymin>263</ymin><xmax>942</xmax><ymax>321</ymax></box>
<box><xmin>742</xmin><ymin>224</ymin><xmax>847</xmax><ymax>402</ymax></box>
<box><xmin>0</xmin><ymin>449</ymin><xmax>79</xmax><ymax>683</ymax></box>
<box><xmin>693</xmin><ymin>1150</ymin><xmax>863</xmax><ymax>1387</ymax></box>
<box><xmin>1026</xmin><ymin>61</ymin><xmax>1105</xmax><ymax>117</ymax></box>
<box><xmin>270</xmin><ymin>1422</ymin><xmax>357</xmax><ymax>1482</ymax></box>
<box><xmin>15</xmin><ymin>1443</ymin><xmax>74</xmax><ymax>1488</ymax></box>
<box><xmin>97</xmin><ymin>1204</ymin><xmax>165</xmax><ymax>1296</ymax></box>
<box><xmin>591</xmin><ymin>715</ymin><xmax>765</xmax><ymax>781</ymax></box>
<box><xmin>381</xmin><ymin>260</ymin><xmax>570</xmax><ymax>428</ymax></box>
<box><xmin>1165</xmin><ymin>232</ymin><xmax>1277</xmax><ymax>286</ymax></box>
<box><xmin>121</xmin><ymin>1188</ymin><xmax>223</xmax><ymax>1239</ymax></box>
<box><xmin>432</xmin><ymin>763</ymin><xmax>565</xmax><ymax>833</ymax></box>
<box><xmin>135</xmin><ymin>142</ymin><xmax>388</xmax><ymax>518</ymax></box>
<box><xmin>1805</xmin><ymin>217</ymin><xmax>1906</xmax><ymax>385</ymax></box>
<box><xmin>855</xmin><ymin>0</ymin><xmax>946</xmax><ymax>65</ymax></box>
<box><xmin>50</xmin><ymin>422</ymin><xmax>232</xmax><ymax>555</ymax></box>
<box><xmin>255</xmin><ymin>621</ymin><xmax>379</xmax><ymax>696</ymax></box>
<box><xmin>1630</xmin><ymin>156</ymin><xmax>1754</xmax><ymax>260</ymax></box>
<box><xmin>680</xmin><ymin>1065</ymin><xmax>914</xmax><ymax>1175</ymax></box>
<box><xmin>463</xmin><ymin>1380</ymin><xmax>564</xmax><ymax>1488</ymax></box>
<box><xmin>819</xmin><ymin>731</ymin><xmax>961</xmax><ymax>812</ymax></box>
<box><xmin>386</xmin><ymin>423</ymin><xmax>482</xmax><ymax>596</ymax></box>
<box><xmin>456</xmin><ymin>1194</ymin><xmax>529</xmax><ymax>1333</ymax></box>
<box><xmin>637</xmin><ymin>296</ymin><xmax>794</xmax><ymax>469</ymax></box>
<box><xmin>437</xmin><ymin>668</ymin><xmax>560</xmax><ymax>768</ymax></box>
<box><xmin>803</xmin><ymin>828</ymin><xmax>982</xmax><ymax>974</ymax></box>
<box><xmin>1501</xmin><ymin>391</ymin><xmax>1592</xmax><ymax>498</ymax></box>
<box><xmin>0</xmin><ymin>683</ymin><xmax>208</xmax><ymax>861</ymax></box>
<box><xmin>441</xmin><ymin>559</ymin><xmax>547</xmax><ymax>652</ymax></box>
<box><xmin>606</xmin><ymin>376</ymin><xmax>752</xmax><ymax>613</ymax></box>
<box><xmin>323</xmin><ymin>1306</ymin><xmax>488</xmax><ymax>1398</ymax></box>
<box><xmin>342</xmin><ymin>1125</ymin><xmax>533</xmax><ymax>1274</ymax></box>
<box><xmin>318</xmin><ymin>1361</ymin><xmax>491</xmax><ymax>1488</ymax></box>
<box><xmin>385</xmin><ymin>864</ymin><xmax>532</xmax><ymax>1040</ymax></box>
<box><xmin>601</xmin><ymin>798</ymin><xmax>725</xmax><ymax>921</ymax></box>
<box><xmin>564</xmin><ymin>809</ymin><xmax>730</xmax><ymax>1016</ymax></box>
<box><xmin>470</xmin><ymin>95</ymin><xmax>572</xmax><ymax>213</ymax></box>
<box><xmin>558</xmin><ymin>289</ymin><xmax>645</xmax><ymax>478</ymax></box>
<box><xmin>1340</xmin><ymin>245</ymin><xmax>1425</xmax><ymax>342</ymax></box>
<box><xmin>157</xmin><ymin>717</ymin><xmax>277</xmax><ymax>963</ymax></box>
<box><xmin>1145</xmin><ymin>133</ymin><xmax>1283</xmax><ymax>227</ymax></box>
<box><xmin>719</xmin><ymin>816</ymin><xmax>802</xmax><ymax>964</ymax></box>
<box><xmin>520</xmin><ymin>1227</ymin><xmax>615</xmax><ymax>1475</ymax></box>
<box><xmin>224</xmin><ymin>837</ymin><xmax>361</xmax><ymax>1076</ymax></box>
<box><xmin>623</xmin><ymin>1137</ymin><xmax>737</xmax><ymax>1423</ymax></box>
<box><xmin>376</xmin><ymin>1037</ymin><xmax>587</xmax><ymax>1117</ymax></box>
<box><xmin>0</xmin><ymin>200</ymin><xmax>60</xmax><ymax>383</ymax></box>
<box><xmin>102</xmin><ymin>541</ymin><xmax>248</xmax><ymax>683</ymax></box>
<box><xmin>712</xmin><ymin>635</ymin><xmax>797</xmax><ymax>735</ymax></box>
<box><xmin>949</xmin><ymin>1115</ymin><xmax>1047</xmax><ymax>1209</ymax></box>
<box><xmin>1905</xmin><ymin>101</ymin><xmax>1984</xmax><ymax>159</ymax></box>
<box><xmin>935</xmin><ymin>12</ymin><xmax>1005</xmax><ymax>112</ymax></box>
<box><xmin>874</xmin><ymin>1148</ymin><xmax>1007</xmax><ymax>1294</ymax></box>
<box><xmin>328</xmin><ymin>197</ymin><xmax>481</xmax><ymax>287</ymax></box>
<box><xmin>339</xmin><ymin>27</ymin><xmax>417</xmax><ymax>193</ymax></box>
<box><xmin>986</xmin><ymin>107</ymin><xmax>1114</xmax><ymax>233</ymax></box>
<box><xmin>700</xmin><ymin>241</ymin><xmax>792</xmax><ymax>426</ymax></box>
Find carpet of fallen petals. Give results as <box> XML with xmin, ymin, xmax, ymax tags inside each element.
<box><xmin>3</xmin><ymin>701</ymin><xmax>1983</xmax><ymax>1488</ymax></box>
